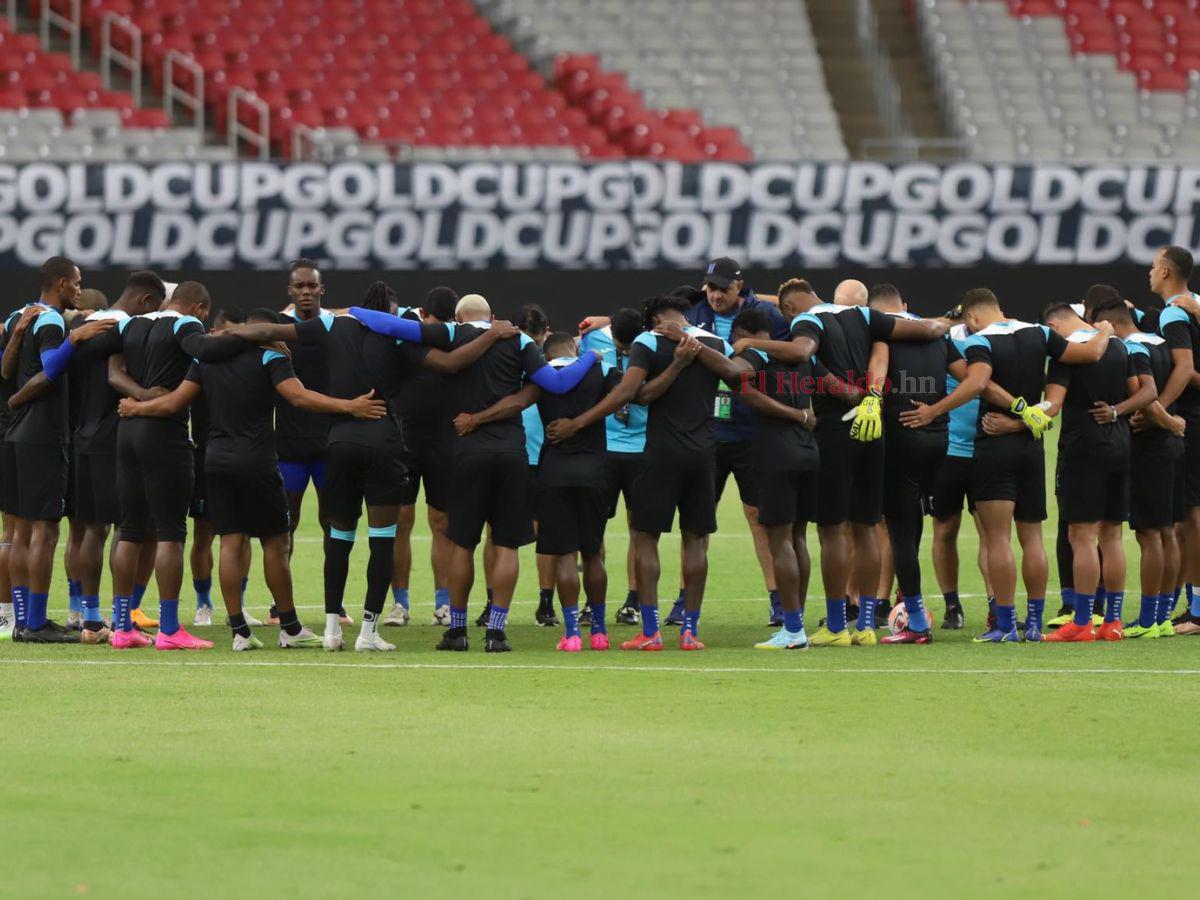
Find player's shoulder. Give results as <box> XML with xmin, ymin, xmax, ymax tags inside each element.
<box><xmin>1125</xmin><ymin>330</ymin><xmax>1166</xmax><ymax>347</ymax></box>
<box><xmin>32</xmin><ymin>306</ymin><xmax>65</xmax><ymax>332</ymax></box>
<box><xmin>631</xmin><ymin>331</ymin><xmax>658</xmax><ymax>351</ymax></box>
<box><xmin>261</xmin><ymin>348</ymin><xmax>288</xmax><ymax>365</ymax></box>
<box><xmin>1160</xmin><ymin>304</ymin><xmax>1191</xmax><ymax>327</ymax></box>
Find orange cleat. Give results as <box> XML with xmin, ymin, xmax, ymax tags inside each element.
<box><xmin>679</xmin><ymin>630</ymin><xmax>705</xmax><ymax>651</ymax></box>
<box><xmin>1096</xmin><ymin>621</ymin><xmax>1124</xmax><ymax>641</ymax></box>
<box><xmin>130</xmin><ymin>608</ymin><xmax>158</xmax><ymax>630</ymax></box>
<box><xmin>1044</xmin><ymin>622</ymin><xmax>1096</xmax><ymax>642</ymax></box>
<box><xmin>620</xmin><ymin>631</ymin><xmax>664</xmax><ymax>651</ymax></box>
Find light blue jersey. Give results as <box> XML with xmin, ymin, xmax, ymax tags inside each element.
<box><xmin>580</xmin><ymin>325</ymin><xmax>646</xmax><ymax>454</ymax></box>
<box><xmin>947</xmin><ymin>324</ymin><xmax>979</xmax><ymax>459</ymax></box>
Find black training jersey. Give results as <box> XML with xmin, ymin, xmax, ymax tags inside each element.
<box><xmin>1046</xmin><ymin>330</ymin><xmax>1139</xmax><ymax>456</ymax></box>
<box><xmin>962</xmin><ymin>320</ymin><xmax>1069</xmax><ymax>438</ymax></box>
<box><xmin>7</xmin><ymin>304</ymin><xmax>69</xmax><ymax>445</ymax></box>
<box><xmin>391</xmin><ymin>309</ymin><xmax>446</xmax><ymax>441</ymax></box>
<box><xmin>535</xmin><ymin>358</ymin><xmax>619</xmax><ymax>488</ymax></box>
<box><xmin>186</xmin><ymin>347</ymin><xmax>295</xmax><ymax>470</ymax></box>
<box><xmin>294</xmin><ymin>312</ymin><xmax>405</xmax><ymax>450</ymax></box>
<box><xmin>0</xmin><ymin>309</ymin><xmax>24</xmax><ymax>438</ymax></box>
<box><xmin>628</xmin><ymin>326</ymin><xmax>734</xmax><ymax>455</ymax></box>
<box><xmin>882</xmin><ymin>311</ymin><xmax>952</xmax><ymax>435</ymax></box>
<box><xmin>117</xmin><ymin>310</ymin><xmax>212</xmax><ymax>430</ymax></box>
<box><xmin>275</xmin><ymin>310</ymin><xmax>331</xmax><ymax>462</ymax></box>
<box><xmin>789</xmin><ymin>303</ymin><xmax>896</xmax><ymax>422</ymax></box>
<box><xmin>1125</xmin><ymin>331</ymin><xmax>1183</xmax><ymax>460</ymax></box>
<box><xmin>69</xmin><ymin>309</ymin><xmax>131</xmax><ymax>454</ymax></box>
<box><xmin>1137</xmin><ymin>302</ymin><xmax>1200</xmax><ymax>417</ymax></box>
<box><xmin>736</xmin><ymin>348</ymin><xmax>818</xmax><ymax>472</ymax></box>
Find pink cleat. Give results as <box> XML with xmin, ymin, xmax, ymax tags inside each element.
<box><xmin>110</xmin><ymin>629</ymin><xmax>152</xmax><ymax>649</ymax></box>
<box><xmin>556</xmin><ymin>635</ymin><xmax>583</xmax><ymax>652</ymax></box>
<box><xmin>155</xmin><ymin>627</ymin><xmax>213</xmax><ymax>650</ymax></box>
<box><xmin>589</xmin><ymin>632</ymin><xmax>610</xmax><ymax>651</ymax></box>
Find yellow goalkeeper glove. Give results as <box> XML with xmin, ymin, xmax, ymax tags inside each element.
<box><xmin>844</xmin><ymin>389</ymin><xmax>884</xmax><ymax>442</ymax></box>
<box><xmin>1010</xmin><ymin>397</ymin><xmax>1053</xmax><ymax>439</ymax></box>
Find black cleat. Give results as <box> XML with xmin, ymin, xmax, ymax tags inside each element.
<box><xmin>475</xmin><ymin>604</ymin><xmax>492</xmax><ymax>627</ymax></box>
<box><xmin>484</xmin><ymin>628</ymin><xmax>511</xmax><ymax>652</ymax></box>
<box><xmin>768</xmin><ymin>601</ymin><xmax>783</xmax><ymax>627</ymax></box>
<box><xmin>847</xmin><ymin>602</ymin><xmax>859</xmax><ymax>624</ymax></box>
<box><xmin>579</xmin><ymin>605</ymin><xmax>593</xmax><ymax>627</ymax></box>
<box><xmin>941</xmin><ymin>603</ymin><xmax>964</xmax><ymax>629</ymax></box>
<box><xmin>874</xmin><ymin>598</ymin><xmax>892</xmax><ymax>629</ymax></box>
<box><xmin>664</xmin><ymin>598</ymin><xmax>686</xmax><ymax>627</ymax></box>
<box><xmin>436</xmin><ymin>626</ymin><xmax>469</xmax><ymax>651</ymax></box>
<box><xmin>11</xmin><ymin>625</ymin><xmax>30</xmax><ymax>643</ymax></box>
<box><xmin>535</xmin><ymin>601</ymin><xmax>558</xmax><ymax>627</ymax></box>
<box><xmin>615</xmin><ymin>604</ymin><xmax>639</xmax><ymax>626</ymax></box>
<box><xmin>23</xmin><ymin>620</ymin><xmax>82</xmax><ymax>644</ymax></box>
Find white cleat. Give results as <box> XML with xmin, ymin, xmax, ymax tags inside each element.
<box><xmin>431</xmin><ymin>605</ymin><xmax>451</xmax><ymax>626</ymax></box>
<box><xmin>193</xmin><ymin>605</ymin><xmax>213</xmax><ymax>627</ymax></box>
<box><xmin>242</xmin><ymin>610</ymin><xmax>264</xmax><ymax>627</ymax></box>
<box><xmin>323</xmin><ymin>629</ymin><xmax>345</xmax><ymax>652</ymax></box>
<box><xmin>355</xmin><ymin>631</ymin><xmax>397</xmax><ymax>652</ymax></box>
<box><xmin>278</xmin><ymin>626</ymin><xmax>323</xmax><ymax>649</ymax></box>
<box><xmin>0</xmin><ymin>613</ymin><xmax>13</xmax><ymax>641</ymax></box>
<box><xmin>66</xmin><ymin>611</ymin><xmax>82</xmax><ymax>630</ymax></box>
<box><xmin>232</xmin><ymin>633</ymin><xmax>263</xmax><ymax>651</ymax></box>
<box><xmin>383</xmin><ymin>604</ymin><xmax>410</xmax><ymax>627</ymax></box>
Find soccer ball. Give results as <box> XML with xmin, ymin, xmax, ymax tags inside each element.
<box><xmin>887</xmin><ymin>603</ymin><xmax>909</xmax><ymax>635</ymax></box>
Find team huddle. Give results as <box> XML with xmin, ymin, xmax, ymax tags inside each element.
<box><xmin>2</xmin><ymin>247</ymin><xmax>1200</xmax><ymax>653</ymax></box>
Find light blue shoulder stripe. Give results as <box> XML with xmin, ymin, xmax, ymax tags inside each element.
<box><xmin>262</xmin><ymin>349</ymin><xmax>285</xmax><ymax>364</ymax></box>
<box><xmin>631</xmin><ymin>332</ymin><xmax>657</xmax><ymax>350</ymax></box>
<box><xmin>963</xmin><ymin>334</ymin><xmax>990</xmax><ymax>351</ymax></box>
<box><xmin>172</xmin><ymin>314</ymin><xmax>202</xmax><ymax>334</ymax></box>
<box><xmin>791</xmin><ymin>312</ymin><xmax>822</xmax><ymax>331</ymax></box>
<box><xmin>518</xmin><ymin>332</ymin><xmax>533</xmax><ymax>350</ymax></box>
<box><xmin>748</xmin><ymin>348</ymin><xmax>768</xmax><ymax>364</ymax></box>
<box><xmin>33</xmin><ymin>308</ymin><xmax>65</xmax><ymax>333</ymax></box>
<box><xmin>1126</xmin><ymin>341</ymin><xmax>1150</xmax><ymax>358</ymax></box>
<box><xmin>1161</xmin><ymin>305</ymin><xmax>1190</xmax><ymax>328</ymax></box>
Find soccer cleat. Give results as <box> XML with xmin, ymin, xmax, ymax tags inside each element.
<box><xmin>474</xmin><ymin>604</ymin><xmax>491</xmax><ymax>627</ymax></box>
<box><xmin>232</xmin><ymin>633</ymin><xmax>263</xmax><ymax>652</ymax></box>
<box><xmin>850</xmin><ymin>626</ymin><xmax>877</xmax><ymax>647</ymax></box>
<box><xmin>556</xmin><ymin>635</ymin><xmax>583</xmax><ymax>652</ymax></box>
<box><xmin>383</xmin><ymin>604</ymin><xmax>410</xmax><ymax>627</ymax></box>
<box><xmin>535</xmin><ymin>602</ymin><xmax>558</xmax><ymax>628</ymax></box>
<box><xmin>881</xmin><ymin>628</ymin><xmax>932</xmax><ymax>645</ymax></box>
<box><xmin>355</xmin><ymin>631</ymin><xmax>396</xmax><ymax>652</ymax></box>
<box><xmin>1173</xmin><ymin>614</ymin><xmax>1200</xmax><ymax>635</ymax></box>
<box><xmin>21</xmin><ymin>621</ymin><xmax>82</xmax><ymax>644</ymax></box>
<box><xmin>110</xmin><ymin>629</ymin><xmax>152</xmax><ymax>649</ymax></box>
<box><xmin>436</xmin><ymin>626</ymin><xmax>469</xmax><ymax>651</ymax></box>
<box><xmin>1043</xmin><ymin>622</ymin><xmax>1096</xmax><ymax>643</ymax></box>
<box><xmin>484</xmin><ymin>628</ymin><xmax>511</xmax><ymax>653</ymax></box>
<box><xmin>338</xmin><ymin>607</ymin><xmax>354</xmax><ymax>626</ymax></box>
<box><xmin>1096</xmin><ymin>621</ymin><xmax>1124</xmax><ymax>641</ymax></box>
<box><xmin>589</xmin><ymin>632</ymin><xmax>610</xmax><ymax>651</ymax></box>
<box><xmin>130</xmin><ymin>608</ymin><xmax>158</xmax><ymax>630</ymax></box>
<box><xmin>1157</xmin><ymin>621</ymin><xmax>1175</xmax><ymax>638</ymax></box>
<box><xmin>265</xmin><ymin>607</ymin><xmax>281</xmax><ymax>626</ymax></box>
<box><xmin>615</xmin><ymin>604</ymin><xmax>639</xmax><ymax>626</ymax></box>
<box><xmin>66</xmin><ymin>611</ymin><xmax>83</xmax><ymax>630</ymax></box>
<box><xmin>242</xmin><ymin>610</ymin><xmax>264</xmax><ymax>627</ymax></box>
<box><xmin>156</xmin><ymin>627</ymin><xmax>213</xmax><ymax>650</ymax></box>
<box><xmin>81</xmin><ymin>625</ymin><xmax>112</xmax><ymax>645</ymax></box>
<box><xmin>579</xmin><ymin>605</ymin><xmax>593</xmax><ymax>627</ymax></box>
<box><xmin>942</xmin><ymin>603</ymin><xmax>964</xmax><ymax>630</ymax></box>
<box><xmin>1123</xmin><ymin>622</ymin><xmax>1158</xmax><ymax>639</ymax></box>
<box><xmin>1024</xmin><ymin>624</ymin><xmax>1044</xmax><ymax>643</ymax></box>
<box><xmin>808</xmin><ymin>626</ymin><xmax>852</xmax><ymax>648</ymax></box>
<box><xmin>620</xmin><ymin>631</ymin><xmax>664</xmax><ymax>651</ymax></box>
<box><xmin>278</xmin><ymin>627</ymin><xmax>323</xmax><ymax>649</ymax></box>
<box><xmin>1047</xmin><ymin>607</ymin><xmax>1072</xmax><ymax>629</ymax></box>
<box><xmin>875</xmin><ymin>598</ymin><xmax>893</xmax><ymax>629</ymax></box>
<box><xmin>1171</xmin><ymin>610</ymin><xmax>1192</xmax><ymax>627</ymax></box>
<box><xmin>973</xmin><ymin>627</ymin><xmax>1021</xmax><ymax>643</ymax></box>
<box><xmin>0</xmin><ymin>613</ymin><xmax>12</xmax><ymax>641</ymax></box>
<box><xmin>431</xmin><ymin>604</ymin><xmax>451</xmax><ymax>627</ymax></box>
<box><xmin>193</xmin><ymin>605</ymin><xmax>213</xmax><ymax>627</ymax></box>
<box><xmin>754</xmin><ymin>628</ymin><xmax>809</xmax><ymax>650</ymax></box>
<box><xmin>664</xmin><ymin>597</ymin><xmax>686</xmax><ymax>627</ymax></box>
<box><xmin>679</xmin><ymin>630</ymin><xmax>705</xmax><ymax>651</ymax></box>
<box><xmin>323</xmin><ymin>630</ymin><xmax>345</xmax><ymax>652</ymax></box>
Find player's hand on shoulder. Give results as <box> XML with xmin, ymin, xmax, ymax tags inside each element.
<box><xmin>490</xmin><ymin>319</ymin><xmax>520</xmax><ymax>340</ymax></box>
<box><xmin>69</xmin><ymin>317</ymin><xmax>117</xmax><ymax>344</ymax></box>
<box><xmin>673</xmin><ymin>334</ymin><xmax>701</xmax><ymax>364</ymax></box>
<box><xmin>263</xmin><ymin>340</ymin><xmax>291</xmax><ymax>358</ymax></box>
<box><xmin>1170</xmin><ymin>294</ymin><xmax>1200</xmax><ymax>320</ymax></box>
<box><xmin>577</xmin><ymin>316</ymin><xmax>609</xmax><ymax>335</ymax></box>
<box><xmin>13</xmin><ymin>305</ymin><xmax>40</xmax><ymax>334</ymax></box>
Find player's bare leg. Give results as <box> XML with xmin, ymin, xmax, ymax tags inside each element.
<box><xmin>973</xmin><ymin>500</ymin><xmax>1020</xmax><ymax>641</ymax></box>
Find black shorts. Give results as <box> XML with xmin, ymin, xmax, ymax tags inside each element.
<box><xmin>814</xmin><ymin>425</ymin><xmax>884</xmax><ymax>526</ymax></box>
<box><xmin>1130</xmin><ymin>449</ymin><xmax>1182</xmax><ymax>531</ymax></box>
<box><xmin>629</xmin><ymin>447</ymin><xmax>718</xmax><ymax>536</ymax></box>
<box><xmin>535</xmin><ymin>484</ymin><xmax>608</xmax><ymax>556</ymax></box>
<box><xmin>324</xmin><ymin>440</ymin><xmax>407</xmax><ymax>524</ymax></box>
<box><xmin>883</xmin><ymin>431</ymin><xmax>946</xmax><ymax>524</ymax></box>
<box><xmin>117</xmin><ymin>421</ymin><xmax>193</xmax><ymax>542</ymax></box>
<box><xmin>972</xmin><ymin>433</ymin><xmax>1046</xmax><ymax>522</ymax></box>
<box><xmin>399</xmin><ymin>430</ymin><xmax>450</xmax><ymax>511</ymax></box>
<box><xmin>714</xmin><ymin>440</ymin><xmax>756</xmax><ymax>507</ymax></box>
<box><xmin>1058</xmin><ymin>448</ymin><xmax>1129</xmax><ymax>524</ymax></box>
<box><xmin>526</xmin><ymin>465</ymin><xmax>540</xmax><ymax>523</ymax></box>
<box><xmin>1184</xmin><ymin>413</ymin><xmax>1200</xmax><ymax>509</ymax></box>
<box><xmin>64</xmin><ymin>445</ymin><xmax>75</xmax><ymax>519</ymax></box>
<box><xmin>74</xmin><ymin>449</ymin><xmax>120</xmax><ymax>525</ymax></box>
<box><xmin>207</xmin><ymin>463</ymin><xmax>291</xmax><ymax>538</ymax></box>
<box><xmin>189</xmin><ymin>446</ymin><xmax>209</xmax><ymax>520</ymax></box>
<box><xmin>447</xmin><ymin>450</ymin><xmax>533</xmax><ymax>549</ymax></box>
<box><xmin>931</xmin><ymin>455</ymin><xmax>976</xmax><ymax>520</ymax></box>
<box><xmin>1174</xmin><ymin>453</ymin><xmax>1188</xmax><ymax>524</ymax></box>
<box><xmin>5</xmin><ymin>441</ymin><xmax>68</xmax><ymax>521</ymax></box>
<box><xmin>756</xmin><ymin>468</ymin><xmax>818</xmax><ymax>527</ymax></box>
<box><xmin>603</xmin><ymin>451</ymin><xmax>645</xmax><ymax>518</ymax></box>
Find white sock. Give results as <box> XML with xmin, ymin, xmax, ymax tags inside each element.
<box><xmin>325</xmin><ymin>613</ymin><xmax>341</xmax><ymax>636</ymax></box>
<box><xmin>359</xmin><ymin>616</ymin><xmax>377</xmax><ymax>640</ymax></box>
<box><xmin>0</xmin><ymin>602</ymin><xmax>12</xmax><ymax>618</ymax></box>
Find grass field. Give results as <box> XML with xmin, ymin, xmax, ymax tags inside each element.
<box><xmin>4</xmin><ymin>441</ymin><xmax>1200</xmax><ymax>899</ymax></box>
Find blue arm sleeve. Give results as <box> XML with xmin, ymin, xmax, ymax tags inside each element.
<box><xmin>40</xmin><ymin>339</ymin><xmax>76</xmax><ymax>381</ymax></box>
<box><xmin>349</xmin><ymin>306</ymin><xmax>423</xmax><ymax>342</ymax></box>
<box><xmin>529</xmin><ymin>352</ymin><xmax>597</xmax><ymax>394</ymax></box>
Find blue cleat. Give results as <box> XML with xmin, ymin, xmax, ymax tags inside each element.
<box><xmin>664</xmin><ymin>597</ymin><xmax>686</xmax><ymax>626</ymax></box>
<box><xmin>755</xmin><ymin>628</ymin><xmax>808</xmax><ymax>650</ymax></box>
<box><xmin>768</xmin><ymin>600</ymin><xmax>783</xmax><ymax>627</ymax></box>
<box><xmin>1024</xmin><ymin>624</ymin><xmax>1044</xmax><ymax>642</ymax></box>
<box><xmin>973</xmin><ymin>627</ymin><xmax>1021</xmax><ymax>643</ymax></box>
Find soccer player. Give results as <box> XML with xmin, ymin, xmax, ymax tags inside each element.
<box><xmin>345</xmin><ymin>294</ymin><xmax>597</xmax><ymax>652</ymax></box>
<box><xmin>900</xmin><ymin>289</ymin><xmax>1111</xmax><ymax>642</ymax></box>
<box><xmin>3</xmin><ymin>257</ymin><xmax>117</xmax><ymax>643</ymax></box>
<box><xmin>118</xmin><ymin>308</ymin><xmax>386</xmax><ymax>649</ymax></box>
<box><xmin>385</xmin><ymin>286</ymin><xmax>459</xmax><ymax>628</ymax></box>
<box><xmin>833</xmin><ymin>279</ymin><xmax>869</xmax><ymax>307</ymax></box>
<box><xmin>1088</xmin><ymin>294</ymin><xmax>1187</xmax><ymax>638</ymax></box>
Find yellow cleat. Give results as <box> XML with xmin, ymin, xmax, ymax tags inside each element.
<box><xmin>130</xmin><ymin>608</ymin><xmax>158</xmax><ymax>630</ymax></box>
<box><xmin>850</xmin><ymin>626</ymin><xmax>877</xmax><ymax>646</ymax></box>
<box><xmin>808</xmin><ymin>626</ymin><xmax>852</xmax><ymax>648</ymax></box>
<box><xmin>1158</xmin><ymin>621</ymin><xmax>1175</xmax><ymax>638</ymax></box>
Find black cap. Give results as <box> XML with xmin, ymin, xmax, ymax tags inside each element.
<box><xmin>703</xmin><ymin>257</ymin><xmax>742</xmax><ymax>288</ymax></box>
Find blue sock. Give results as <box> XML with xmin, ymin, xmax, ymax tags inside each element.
<box><xmin>996</xmin><ymin>604</ymin><xmax>1016</xmax><ymax>634</ymax></box>
<box><xmin>114</xmin><ymin>595</ymin><xmax>132</xmax><ymax>632</ymax></box>
<box><xmin>12</xmin><ymin>586</ymin><xmax>28</xmax><ymax>628</ymax></box>
<box><xmin>903</xmin><ymin>594</ymin><xmax>930</xmax><ymax>632</ymax></box>
<box><xmin>682</xmin><ymin>608</ymin><xmax>700</xmax><ymax>635</ymax></box>
<box><xmin>1157</xmin><ymin>593</ymin><xmax>1174</xmax><ymax>625</ymax></box>
<box><xmin>27</xmin><ymin>592</ymin><xmax>48</xmax><ymax>630</ymax></box>
<box><xmin>194</xmin><ymin>578</ymin><xmax>212</xmax><ymax>609</ymax></box>
<box><xmin>392</xmin><ymin>587</ymin><xmax>410</xmax><ymax>611</ymax></box>
<box><xmin>68</xmin><ymin>579</ymin><xmax>82</xmax><ymax>614</ymax></box>
<box><xmin>82</xmin><ymin>594</ymin><xmax>101</xmax><ymax>623</ymax></box>
<box><xmin>1105</xmin><ymin>591</ymin><xmax>1124</xmax><ymax>623</ymax></box>
<box><xmin>240</xmin><ymin>576</ymin><xmax>248</xmax><ymax>603</ymax></box>
<box><xmin>1073</xmin><ymin>594</ymin><xmax>1095</xmax><ymax>626</ymax></box>
<box><xmin>131</xmin><ymin>583</ymin><xmax>147</xmax><ymax>610</ymax></box>
<box><xmin>826</xmin><ymin>597</ymin><xmax>847</xmax><ymax>633</ymax></box>
<box><xmin>159</xmin><ymin>599</ymin><xmax>180</xmax><ymax>635</ymax></box>
<box><xmin>1026</xmin><ymin>598</ymin><xmax>1044</xmax><ymax>632</ymax></box>
<box><xmin>562</xmin><ymin>604</ymin><xmax>580</xmax><ymax>638</ymax></box>
<box><xmin>1189</xmin><ymin>583</ymin><xmax>1200</xmax><ymax>617</ymax></box>
<box><xmin>856</xmin><ymin>596</ymin><xmax>876</xmax><ymax>632</ymax></box>
<box><xmin>1139</xmin><ymin>595</ymin><xmax>1157</xmax><ymax>628</ymax></box>
<box><xmin>1062</xmin><ymin>588</ymin><xmax>1076</xmax><ymax>610</ymax></box>
<box><xmin>487</xmin><ymin>605</ymin><xmax>509</xmax><ymax>632</ymax></box>
<box><xmin>768</xmin><ymin>589</ymin><xmax>781</xmax><ymax>610</ymax></box>
<box><xmin>589</xmin><ymin>602</ymin><xmax>606</xmax><ymax>634</ymax></box>
<box><xmin>449</xmin><ymin>607</ymin><xmax>466</xmax><ymax>629</ymax></box>
<box><xmin>640</xmin><ymin>603</ymin><xmax>659</xmax><ymax>637</ymax></box>
<box><xmin>783</xmin><ymin>608</ymin><xmax>804</xmax><ymax>634</ymax></box>
<box><xmin>434</xmin><ymin>587</ymin><xmax>450</xmax><ymax>609</ymax></box>
<box><xmin>944</xmin><ymin>590</ymin><xmax>959</xmax><ymax>607</ymax></box>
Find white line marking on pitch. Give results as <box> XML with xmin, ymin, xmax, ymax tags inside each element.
<box><xmin>1</xmin><ymin>658</ymin><xmax>1198</xmax><ymax>676</ymax></box>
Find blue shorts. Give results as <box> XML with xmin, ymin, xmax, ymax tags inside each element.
<box><xmin>278</xmin><ymin>460</ymin><xmax>326</xmax><ymax>494</ymax></box>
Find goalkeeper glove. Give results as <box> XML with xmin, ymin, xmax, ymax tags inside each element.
<box><xmin>1010</xmin><ymin>397</ymin><xmax>1054</xmax><ymax>439</ymax></box>
<box><xmin>844</xmin><ymin>388</ymin><xmax>884</xmax><ymax>442</ymax></box>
